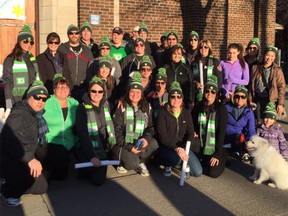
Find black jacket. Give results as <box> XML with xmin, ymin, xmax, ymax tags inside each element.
<box><xmin>0</xmin><ymin>101</ymin><xmax>39</xmax><ymax>163</ymax></box>
<box><xmin>157</xmin><ymin>104</ymin><xmax>194</xmax><ymax>150</ymax></box>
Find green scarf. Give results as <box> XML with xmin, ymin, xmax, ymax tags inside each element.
<box><xmin>85</xmin><ymin>102</ymin><xmax>116</xmax><ymax>158</ymax></box>
<box><xmin>125</xmin><ymin>104</ymin><xmax>146</xmax><ymax>144</ymax></box>
<box><xmin>198</xmin><ymin>111</ymin><xmax>216</xmax><ymax>155</ymax></box>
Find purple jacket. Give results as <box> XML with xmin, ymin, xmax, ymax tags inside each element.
<box><xmin>220</xmin><ymin>60</ymin><xmax>249</xmax><ymax>97</ymax></box>
<box><xmin>225</xmin><ymin>103</ymin><xmax>256</xmax><ymax>142</ymax></box>
<box><xmin>257</xmin><ymin>124</ymin><xmax>288</xmax><ymax>161</ymax></box>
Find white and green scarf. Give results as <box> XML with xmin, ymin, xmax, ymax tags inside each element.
<box><xmin>125</xmin><ymin>104</ymin><xmax>145</xmax><ymax>144</ymax></box>
<box><xmin>198</xmin><ymin>112</ymin><xmax>216</xmax><ymax>155</ymax></box>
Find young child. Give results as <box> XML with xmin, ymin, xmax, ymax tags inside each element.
<box><xmin>257</xmin><ymin>102</ymin><xmax>288</xmax><ymax>161</ymax></box>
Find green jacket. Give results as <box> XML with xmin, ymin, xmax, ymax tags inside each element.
<box><xmin>43</xmin><ymin>95</ymin><xmax>79</xmax><ymax>150</ymax></box>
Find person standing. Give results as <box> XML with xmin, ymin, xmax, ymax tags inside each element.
<box><xmin>79</xmin><ymin>21</ymin><xmax>99</xmax><ymax>58</ymax></box>
<box><xmin>186</xmin><ymin>31</ymin><xmax>199</xmax><ymax>67</ymax></box>
<box><xmin>0</xmin><ymin>81</ymin><xmax>49</xmax><ymax>206</ymax></box>
<box><xmin>3</xmin><ymin>25</ymin><xmax>39</xmax><ymax>110</ymax></box>
<box><xmin>138</xmin><ymin>23</ymin><xmax>158</xmax><ymax>60</ymax></box>
<box><xmin>37</xmin><ymin>32</ymin><xmax>63</xmax><ymax>94</ymax></box>
<box><xmin>58</xmin><ymin>24</ymin><xmax>94</xmax><ymax>102</ymax></box>
<box><xmin>244</xmin><ymin>38</ymin><xmax>261</xmax><ymax>78</ymax></box>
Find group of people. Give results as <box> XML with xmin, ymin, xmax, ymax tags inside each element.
<box><xmin>0</xmin><ymin>22</ymin><xmax>287</xmax><ymax>207</ymax></box>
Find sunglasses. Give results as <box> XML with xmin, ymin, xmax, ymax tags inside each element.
<box><xmin>234</xmin><ymin>95</ymin><xmax>247</xmax><ymax>99</ymax></box>
<box><xmin>48</xmin><ymin>41</ymin><xmax>60</xmax><ymax>45</ymax></box>
<box><xmin>68</xmin><ymin>31</ymin><xmax>80</xmax><ymax>35</ymax></box>
<box><xmin>200</xmin><ymin>46</ymin><xmax>209</xmax><ymax>49</ymax></box>
<box><xmin>204</xmin><ymin>89</ymin><xmax>216</xmax><ymax>94</ymax></box>
<box><xmin>32</xmin><ymin>95</ymin><xmax>48</xmax><ymax>102</ymax></box>
<box><xmin>249</xmin><ymin>47</ymin><xmax>257</xmax><ymax>50</ymax></box>
<box><xmin>141</xmin><ymin>68</ymin><xmax>152</xmax><ymax>72</ymax></box>
<box><xmin>168</xmin><ymin>38</ymin><xmax>176</xmax><ymax>41</ymax></box>
<box><xmin>156</xmin><ymin>81</ymin><xmax>166</xmax><ymax>85</ymax></box>
<box><xmin>170</xmin><ymin>95</ymin><xmax>182</xmax><ymax>99</ymax></box>
<box><xmin>101</xmin><ymin>47</ymin><xmax>110</xmax><ymax>50</ymax></box>
<box><xmin>23</xmin><ymin>40</ymin><xmax>34</xmax><ymax>45</ymax></box>
<box><xmin>190</xmin><ymin>38</ymin><xmax>198</xmax><ymax>42</ymax></box>
<box><xmin>90</xmin><ymin>90</ymin><xmax>104</xmax><ymax>94</ymax></box>
<box><xmin>135</xmin><ymin>43</ymin><xmax>144</xmax><ymax>47</ymax></box>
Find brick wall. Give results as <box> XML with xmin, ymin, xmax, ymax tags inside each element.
<box><xmin>78</xmin><ymin>0</ymin><xmax>276</xmax><ymax>60</ymax></box>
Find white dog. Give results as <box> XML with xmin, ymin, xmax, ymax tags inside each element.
<box><xmin>245</xmin><ymin>135</ymin><xmax>288</xmax><ymax>190</ymax></box>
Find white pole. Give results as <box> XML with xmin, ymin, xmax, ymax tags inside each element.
<box><xmin>179</xmin><ymin>141</ymin><xmax>191</xmax><ymax>186</ymax></box>
<box><xmin>75</xmin><ymin>160</ymin><xmax>120</xmax><ymax>169</ymax></box>
<box><xmin>199</xmin><ymin>60</ymin><xmax>204</xmax><ymax>94</ymax></box>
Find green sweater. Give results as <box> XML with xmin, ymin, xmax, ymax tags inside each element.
<box><xmin>43</xmin><ymin>95</ymin><xmax>79</xmax><ymax>150</ymax></box>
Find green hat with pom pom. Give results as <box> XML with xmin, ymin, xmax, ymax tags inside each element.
<box><xmin>27</xmin><ymin>80</ymin><xmax>49</xmax><ymax>98</ymax></box>
<box><xmin>80</xmin><ymin>21</ymin><xmax>92</xmax><ymax>33</ymax></box>
<box><xmin>138</xmin><ymin>22</ymin><xmax>148</xmax><ymax>34</ymax></box>
<box><xmin>156</xmin><ymin>68</ymin><xmax>167</xmax><ymax>82</ymax></box>
<box><xmin>99</xmin><ymin>36</ymin><xmax>111</xmax><ymax>49</ymax></box>
<box><xmin>167</xmin><ymin>31</ymin><xmax>178</xmax><ymax>40</ymax></box>
<box><xmin>18</xmin><ymin>25</ymin><xmax>34</xmax><ymax>42</ymax></box>
<box><xmin>189</xmin><ymin>30</ymin><xmax>199</xmax><ymax>40</ymax></box>
<box><xmin>140</xmin><ymin>55</ymin><xmax>152</xmax><ymax>68</ymax></box>
<box><xmin>89</xmin><ymin>76</ymin><xmax>105</xmax><ymax>90</ymax></box>
<box><xmin>204</xmin><ymin>75</ymin><xmax>218</xmax><ymax>91</ymax></box>
<box><xmin>248</xmin><ymin>37</ymin><xmax>260</xmax><ymax>49</ymax></box>
<box><xmin>135</xmin><ymin>37</ymin><xmax>145</xmax><ymax>44</ymax></box>
<box><xmin>99</xmin><ymin>54</ymin><xmax>112</xmax><ymax>70</ymax></box>
<box><xmin>169</xmin><ymin>81</ymin><xmax>183</xmax><ymax>97</ymax></box>
<box><xmin>263</xmin><ymin>102</ymin><xmax>277</xmax><ymax>120</ymax></box>
<box><xmin>234</xmin><ymin>85</ymin><xmax>248</xmax><ymax>97</ymax></box>
<box><xmin>129</xmin><ymin>71</ymin><xmax>143</xmax><ymax>91</ymax></box>
<box><xmin>53</xmin><ymin>74</ymin><xmax>70</xmax><ymax>88</ymax></box>
<box><xmin>265</xmin><ymin>45</ymin><xmax>278</xmax><ymax>56</ymax></box>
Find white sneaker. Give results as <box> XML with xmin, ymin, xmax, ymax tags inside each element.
<box><xmin>163</xmin><ymin>166</ymin><xmax>172</xmax><ymax>177</ymax></box>
<box><xmin>0</xmin><ymin>193</ymin><xmax>22</xmax><ymax>207</ymax></box>
<box><xmin>117</xmin><ymin>166</ymin><xmax>128</xmax><ymax>174</ymax></box>
<box><xmin>137</xmin><ymin>163</ymin><xmax>150</xmax><ymax>177</ymax></box>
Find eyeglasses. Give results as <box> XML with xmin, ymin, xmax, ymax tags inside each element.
<box><xmin>135</xmin><ymin>43</ymin><xmax>144</xmax><ymax>47</ymax></box>
<box><xmin>156</xmin><ymin>81</ymin><xmax>166</xmax><ymax>85</ymax></box>
<box><xmin>101</xmin><ymin>47</ymin><xmax>110</xmax><ymax>50</ymax></box>
<box><xmin>190</xmin><ymin>38</ymin><xmax>198</xmax><ymax>42</ymax></box>
<box><xmin>234</xmin><ymin>95</ymin><xmax>247</xmax><ymax>99</ymax></box>
<box><xmin>168</xmin><ymin>38</ymin><xmax>176</xmax><ymax>41</ymax></box>
<box><xmin>23</xmin><ymin>40</ymin><xmax>34</xmax><ymax>45</ymax></box>
<box><xmin>90</xmin><ymin>90</ymin><xmax>104</xmax><ymax>94</ymax></box>
<box><xmin>56</xmin><ymin>85</ymin><xmax>69</xmax><ymax>90</ymax></box>
<box><xmin>249</xmin><ymin>47</ymin><xmax>257</xmax><ymax>50</ymax></box>
<box><xmin>68</xmin><ymin>31</ymin><xmax>80</xmax><ymax>35</ymax></box>
<box><xmin>32</xmin><ymin>95</ymin><xmax>48</xmax><ymax>102</ymax></box>
<box><xmin>204</xmin><ymin>89</ymin><xmax>216</xmax><ymax>94</ymax></box>
<box><xmin>200</xmin><ymin>46</ymin><xmax>209</xmax><ymax>49</ymax></box>
<box><xmin>48</xmin><ymin>41</ymin><xmax>60</xmax><ymax>45</ymax></box>
<box><xmin>170</xmin><ymin>95</ymin><xmax>182</xmax><ymax>99</ymax></box>
<box><xmin>141</xmin><ymin>68</ymin><xmax>152</xmax><ymax>72</ymax></box>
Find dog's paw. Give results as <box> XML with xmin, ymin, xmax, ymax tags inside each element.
<box><xmin>253</xmin><ymin>180</ymin><xmax>262</xmax><ymax>184</ymax></box>
<box><xmin>249</xmin><ymin>175</ymin><xmax>257</xmax><ymax>181</ymax></box>
<box><xmin>268</xmin><ymin>183</ymin><xmax>277</xmax><ymax>188</ymax></box>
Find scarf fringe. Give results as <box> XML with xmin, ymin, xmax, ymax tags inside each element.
<box><xmin>203</xmin><ymin>146</ymin><xmax>215</xmax><ymax>156</ymax></box>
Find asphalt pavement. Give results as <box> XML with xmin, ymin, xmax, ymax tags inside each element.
<box><xmin>1</xmin><ymin>90</ymin><xmax>288</xmax><ymax>216</ymax></box>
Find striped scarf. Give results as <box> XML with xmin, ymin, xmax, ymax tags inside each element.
<box><xmin>85</xmin><ymin>102</ymin><xmax>116</xmax><ymax>153</ymax></box>
<box><xmin>35</xmin><ymin>111</ymin><xmax>49</xmax><ymax>146</ymax></box>
<box><xmin>125</xmin><ymin>104</ymin><xmax>145</xmax><ymax>144</ymax></box>
<box><xmin>198</xmin><ymin>111</ymin><xmax>216</xmax><ymax>155</ymax></box>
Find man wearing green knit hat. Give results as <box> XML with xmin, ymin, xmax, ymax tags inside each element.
<box><xmin>80</xmin><ymin>21</ymin><xmax>99</xmax><ymax>58</ymax></box>
<box><xmin>138</xmin><ymin>22</ymin><xmax>158</xmax><ymax>59</ymax></box>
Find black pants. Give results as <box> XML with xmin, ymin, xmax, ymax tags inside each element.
<box><xmin>112</xmin><ymin>138</ymin><xmax>159</xmax><ymax>170</ymax></box>
<box><xmin>35</xmin><ymin>144</ymin><xmax>70</xmax><ymax>181</ymax></box>
<box><xmin>0</xmin><ymin>158</ymin><xmax>48</xmax><ymax>198</ymax></box>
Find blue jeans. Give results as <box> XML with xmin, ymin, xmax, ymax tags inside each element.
<box><xmin>156</xmin><ymin>145</ymin><xmax>203</xmax><ymax>177</ymax></box>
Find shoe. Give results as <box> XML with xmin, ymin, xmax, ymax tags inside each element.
<box><xmin>185</xmin><ymin>165</ymin><xmax>190</xmax><ymax>179</ymax></box>
<box><xmin>242</xmin><ymin>153</ymin><xmax>251</xmax><ymax>164</ymax></box>
<box><xmin>0</xmin><ymin>193</ymin><xmax>22</xmax><ymax>207</ymax></box>
<box><xmin>117</xmin><ymin>166</ymin><xmax>128</xmax><ymax>174</ymax></box>
<box><xmin>163</xmin><ymin>166</ymin><xmax>172</xmax><ymax>177</ymax></box>
<box><xmin>137</xmin><ymin>163</ymin><xmax>150</xmax><ymax>177</ymax></box>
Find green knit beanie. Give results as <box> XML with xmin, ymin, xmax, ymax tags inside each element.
<box><xmin>18</xmin><ymin>25</ymin><xmax>34</xmax><ymax>42</ymax></box>
<box><xmin>156</xmin><ymin>68</ymin><xmax>167</xmax><ymax>82</ymax></box>
<box><xmin>263</xmin><ymin>102</ymin><xmax>277</xmax><ymax>120</ymax></box>
<box><xmin>167</xmin><ymin>31</ymin><xmax>178</xmax><ymax>40</ymax></box>
<box><xmin>99</xmin><ymin>54</ymin><xmax>112</xmax><ymax>70</ymax></box>
<box><xmin>189</xmin><ymin>30</ymin><xmax>199</xmax><ymax>40</ymax></box>
<box><xmin>169</xmin><ymin>81</ymin><xmax>183</xmax><ymax>97</ymax></box>
<box><xmin>129</xmin><ymin>71</ymin><xmax>143</xmax><ymax>91</ymax></box>
<box><xmin>53</xmin><ymin>74</ymin><xmax>70</xmax><ymax>88</ymax></box>
<box><xmin>138</xmin><ymin>23</ymin><xmax>148</xmax><ymax>34</ymax></box>
<box><xmin>265</xmin><ymin>45</ymin><xmax>278</xmax><ymax>56</ymax></box>
<box><xmin>140</xmin><ymin>55</ymin><xmax>152</xmax><ymax>68</ymax></box>
<box><xmin>204</xmin><ymin>75</ymin><xmax>218</xmax><ymax>91</ymax></box>
<box><xmin>99</xmin><ymin>36</ymin><xmax>111</xmax><ymax>49</ymax></box>
<box><xmin>89</xmin><ymin>76</ymin><xmax>105</xmax><ymax>90</ymax></box>
<box><xmin>234</xmin><ymin>85</ymin><xmax>248</xmax><ymax>97</ymax></box>
<box><xmin>27</xmin><ymin>80</ymin><xmax>49</xmax><ymax>98</ymax></box>
<box><xmin>67</xmin><ymin>24</ymin><xmax>79</xmax><ymax>35</ymax></box>
<box><xmin>80</xmin><ymin>21</ymin><xmax>92</xmax><ymax>33</ymax></box>
<box><xmin>247</xmin><ymin>37</ymin><xmax>260</xmax><ymax>48</ymax></box>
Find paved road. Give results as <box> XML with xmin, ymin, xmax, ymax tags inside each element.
<box><xmin>1</xmin><ymin>90</ymin><xmax>288</xmax><ymax>216</ymax></box>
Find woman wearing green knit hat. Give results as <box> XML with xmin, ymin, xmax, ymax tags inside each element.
<box><xmin>111</xmin><ymin>72</ymin><xmax>158</xmax><ymax>176</ymax></box>
<box><xmin>42</xmin><ymin>74</ymin><xmax>79</xmax><ymax>181</ymax></box>
<box><xmin>3</xmin><ymin>24</ymin><xmax>39</xmax><ymax>111</ymax></box>
<box><xmin>193</xmin><ymin>75</ymin><xmax>229</xmax><ymax>178</ymax></box>
<box><xmin>248</xmin><ymin>45</ymin><xmax>286</xmax><ymax>123</ymax></box>
<box><xmin>244</xmin><ymin>37</ymin><xmax>261</xmax><ymax>75</ymax></box>
<box><xmin>156</xmin><ymin>81</ymin><xmax>202</xmax><ymax>178</ymax></box>
<box><xmin>74</xmin><ymin>76</ymin><xmax>116</xmax><ymax>185</ymax></box>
